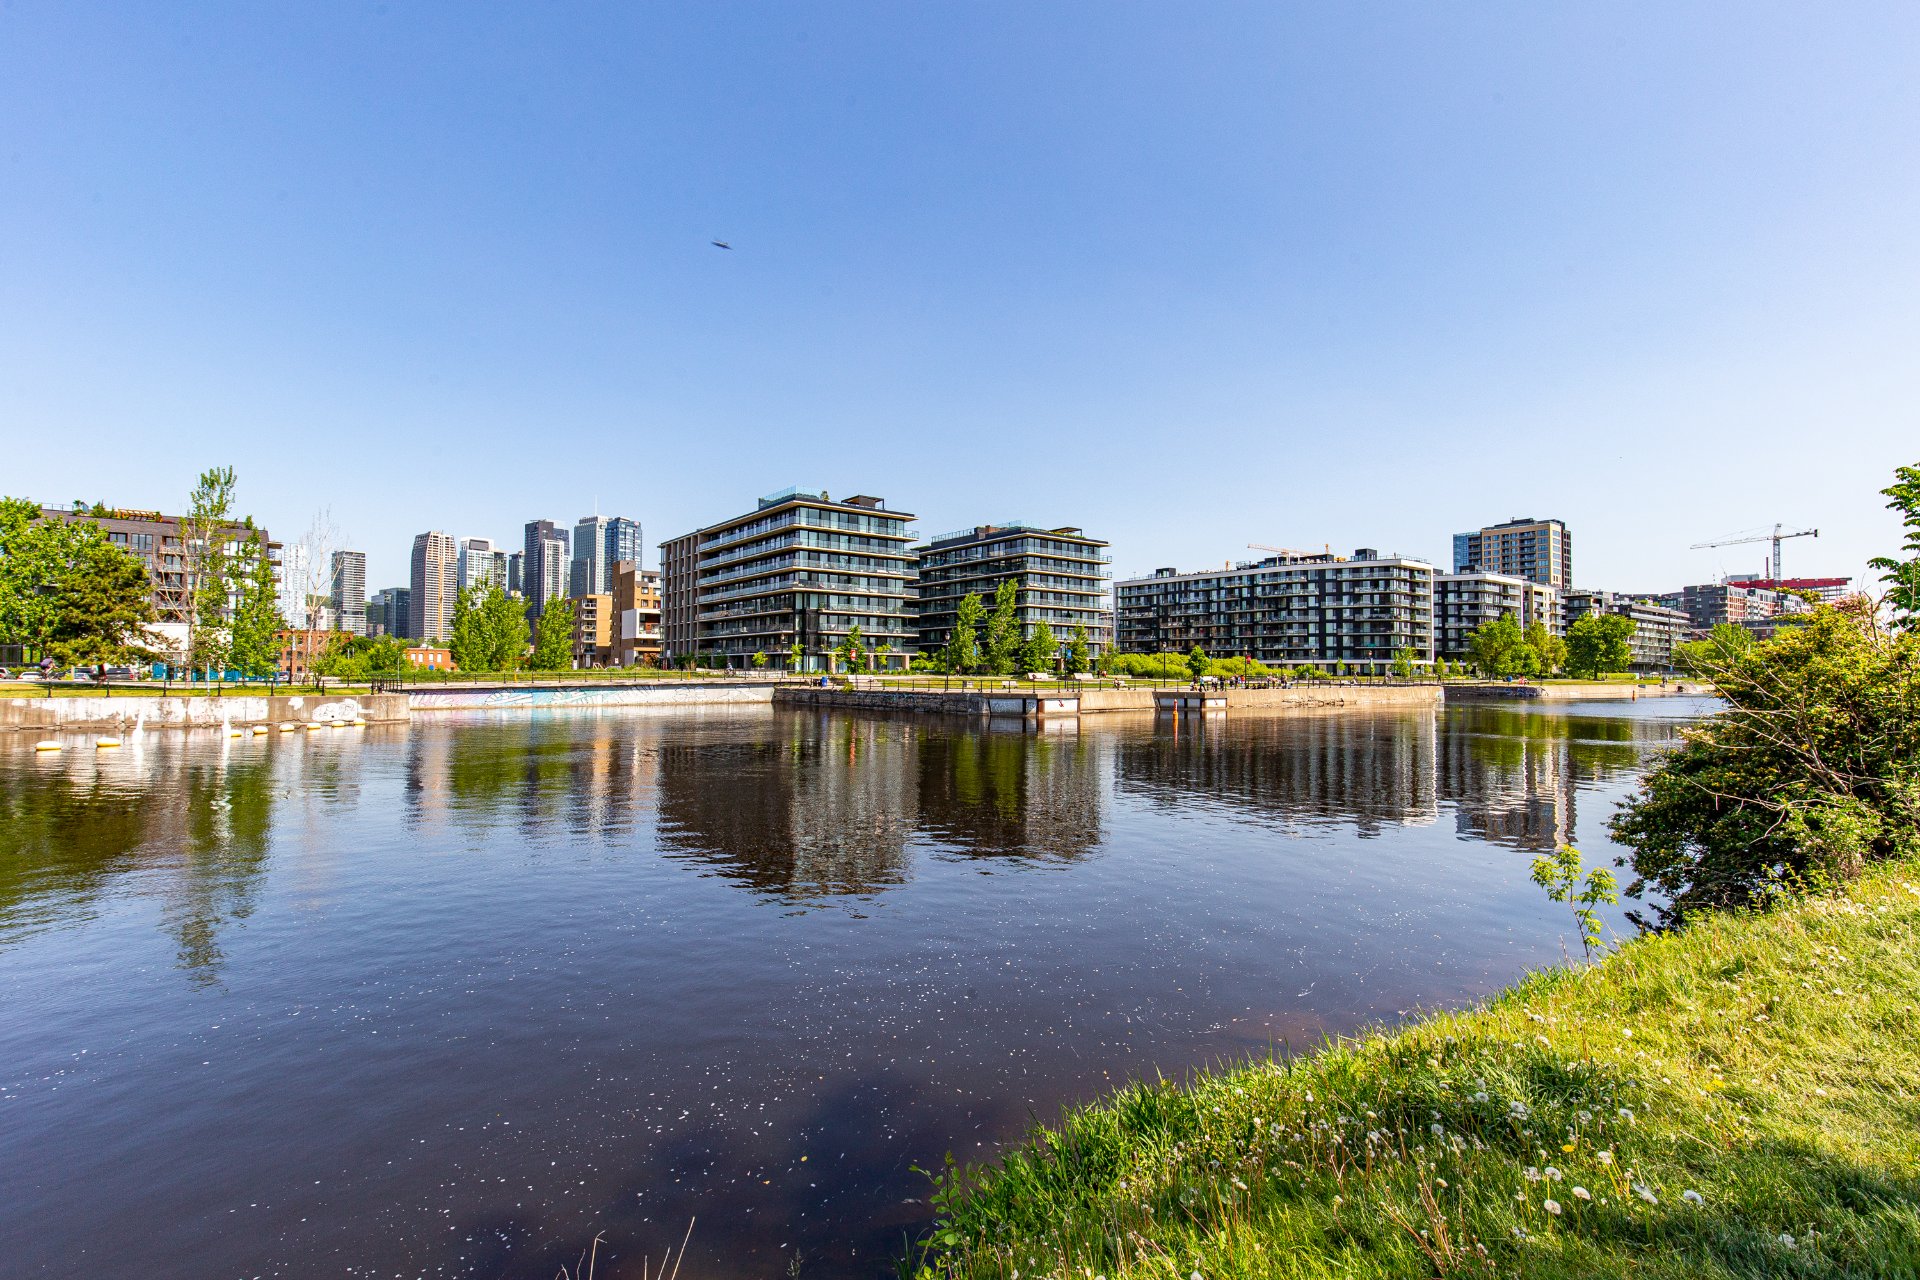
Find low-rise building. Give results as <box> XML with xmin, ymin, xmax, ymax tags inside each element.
<box><xmin>277</xmin><ymin>628</ymin><xmax>336</xmax><ymax>679</ymax></box>
<box><xmin>1115</xmin><ymin>548</ymin><xmax>1435</xmax><ymax>674</ymax></box>
<box><xmin>913</xmin><ymin>522</ymin><xmax>1111</xmax><ymax>657</ymax></box>
<box><xmin>611</xmin><ymin>561</ymin><xmax>664</xmax><ymax>667</ymax></box>
<box><xmin>404</xmin><ymin>644</ymin><xmax>456</xmax><ymax>671</ymax></box>
<box><xmin>1434</xmin><ymin>572</ymin><xmax>1560</xmax><ymax>658</ymax></box>
<box><xmin>1563</xmin><ymin>590</ymin><xmax>1691</xmax><ymax>673</ymax></box>
<box><xmin>572</xmin><ymin>593</ymin><xmax>614</xmax><ymax>667</ymax></box>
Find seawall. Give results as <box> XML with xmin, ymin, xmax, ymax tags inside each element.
<box><xmin>1443</xmin><ymin>682</ymin><xmax>1706</xmax><ymax>702</ymax></box>
<box><xmin>405</xmin><ymin>681</ymin><xmax>779</xmax><ymax>712</ymax></box>
<box><xmin>0</xmin><ymin>693</ymin><xmax>407</xmax><ymax>733</ymax></box>
<box><xmin>776</xmin><ymin>684</ymin><xmax>1443</xmax><ymax>718</ymax></box>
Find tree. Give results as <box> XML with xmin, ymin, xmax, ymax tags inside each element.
<box><xmin>1673</xmin><ymin>622</ymin><xmax>1756</xmax><ymax>678</ymax></box>
<box><xmin>448</xmin><ymin>587</ymin><xmax>487</xmax><ymax>672</ymax></box>
<box><xmin>1465</xmin><ymin>613</ymin><xmax>1528</xmax><ymax>677</ymax></box>
<box><xmin>788</xmin><ymin>639</ymin><xmax>804</xmax><ymax>672</ymax></box>
<box><xmin>983</xmin><ymin>580</ymin><xmax>1020</xmax><ymax>675</ymax></box>
<box><xmin>1611</xmin><ymin>600</ymin><xmax>1920</xmax><ymax>925</ymax></box>
<box><xmin>1186</xmin><ymin>645</ymin><xmax>1212</xmax><ymax>683</ymax></box>
<box><xmin>226</xmin><ymin>530</ymin><xmax>285</xmax><ymax>678</ymax></box>
<box><xmin>837</xmin><ymin>622</ymin><xmax>866</xmax><ymax>673</ymax></box>
<box><xmin>0</xmin><ymin>497</ymin><xmax>64</xmax><ymax>656</ymax></box>
<box><xmin>181</xmin><ymin>467</ymin><xmax>237</xmax><ymax>673</ymax></box>
<box><xmin>1524</xmin><ymin>620</ymin><xmax>1567</xmax><ymax>676</ymax></box>
<box><xmin>1566</xmin><ymin>612</ymin><xmax>1636</xmax><ymax>678</ymax></box>
<box><xmin>946</xmin><ymin>591</ymin><xmax>984</xmax><ymax>674</ymax></box>
<box><xmin>1020</xmin><ymin>620</ymin><xmax>1056</xmax><ymax>674</ymax></box>
<box><xmin>530</xmin><ymin>597</ymin><xmax>574</xmax><ymax>670</ymax></box>
<box><xmin>874</xmin><ymin>640</ymin><xmax>892</xmax><ymax>672</ymax></box>
<box><xmin>1391</xmin><ymin>647</ymin><xmax>1415</xmax><ymax>679</ymax></box>
<box><xmin>1065</xmin><ymin>626</ymin><xmax>1090</xmax><ymax>676</ymax></box>
<box><xmin>751</xmin><ymin>650</ymin><xmax>768</xmax><ymax>669</ymax></box>
<box><xmin>44</xmin><ymin>527</ymin><xmax>158</xmax><ymax>667</ymax></box>
<box><xmin>1868</xmin><ymin>462</ymin><xmax>1920</xmax><ymax>630</ymax></box>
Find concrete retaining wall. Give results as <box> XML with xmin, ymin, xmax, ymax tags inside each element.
<box><xmin>1444</xmin><ymin>682</ymin><xmax>1705</xmax><ymax>703</ymax></box>
<box><xmin>0</xmin><ymin>693</ymin><xmax>407</xmax><ymax>733</ymax></box>
<box><xmin>407</xmin><ymin>682</ymin><xmax>778</xmax><ymax>712</ymax></box>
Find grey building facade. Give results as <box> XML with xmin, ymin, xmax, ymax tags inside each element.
<box><xmin>912</xmin><ymin>523</ymin><xmax>1112</xmax><ymax>657</ymax></box>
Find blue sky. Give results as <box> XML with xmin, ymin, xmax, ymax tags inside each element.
<box><xmin>3</xmin><ymin>3</ymin><xmax>1916</xmax><ymax>592</ymax></box>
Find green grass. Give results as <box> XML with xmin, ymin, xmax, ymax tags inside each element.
<box><xmin>912</xmin><ymin>864</ymin><xmax>1920</xmax><ymax>1279</ymax></box>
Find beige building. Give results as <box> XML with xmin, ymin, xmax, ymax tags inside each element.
<box><xmin>572</xmin><ymin>593</ymin><xmax>614</xmax><ymax>667</ymax></box>
<box><xmin>409</xmin><ymin>530</ymin><xmax>458</xmax><ymax>643</ymax></box>
<box><xmin>1452</xmin><ymin>517</ymin><xmax>1572</xmax><ymax>592</ymax></box>
<box><xmin>611</xmin><ymin>560</ymin><xmax>664</xmax><ymax>667</ymax></box>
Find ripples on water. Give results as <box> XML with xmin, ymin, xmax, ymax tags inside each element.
<box><xmin>0</xmin><ymin>699</ymin><xmax>1711</xmax><ymax>1279</ymax></box>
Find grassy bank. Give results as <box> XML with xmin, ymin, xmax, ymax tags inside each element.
<box><xmin>914</xmin><ymin>864</ymin><xmax>1920</xmax><ymax>1279</ymax></box>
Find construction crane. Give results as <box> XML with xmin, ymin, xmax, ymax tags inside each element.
<box><xmin>1689</xmin><ymin>524</ymin><xmax>1818</xmax><ymax>582</ymax></box>
<box><xmin>1248</xmin><ymin>543</ymin><xmax>1327</xmax><ymax>558</ymax></box>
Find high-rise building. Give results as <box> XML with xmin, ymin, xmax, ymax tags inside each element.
<box><xmin>661</xmin><ymin>487</ymin><xmax>917</xmax><ymax>671</ymax></box>
<box><xmin>570</xmin><ymin>515</ymin><xmax>611</xmax><ymax>598</ymax></box>
<box><xmin>458</xmin><ymin>537</ymin><xmax>509</xmax><ymax>594</ymax></box>
<box><xmin>330</xmin><ymin>550</ymin><xmax>368</xmax><ymax>636</ymax></box>
<box><xmin>369</xmin><ymin>586</ymin><xmax>413</xmax><ymax>639</ymax></box>
<box><xmin>913</xmin><ymin>523</ymin><xmax>1111</xmax><ymax>657</ymax></box>
<box><xmin>506</xmin><ymin>551</ymin><xmax>524</xmax><ymax>596</ymax></box>
<box><xmin>605</xmin><ymin>516</ymin><xmax>642</xmax><ymax>575</ymax></box>
<box><xmin>660</xmin><ymin>532</ymin><xmax>699</xmax><ymax>660</ymax></box>
<box><xmin>409</xmin><ymin>531</ymin><xmax>458</xmax><ymax>642</ymax></box>
<box><xmin>1115</xmin><ymin>548</ymin><xmax>1435</xmax><ymax>673</ymax></box>
<box><xmin>1452</xmin><ymin>517</ymin><xmax>1572</xmax><ymax>592</ymax></box>
<box><xmin>522</xmin><ymin>520</ymin><xmax>570</xmax><ymax>618</ymax></box>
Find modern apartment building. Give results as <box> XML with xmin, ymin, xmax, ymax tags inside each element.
<box><xmin>409</xmin><ymin>531</ymin><xmax>458</xmax><ymax>642</ymax></box>
<box><xmin>661</xmin><ymin>488</ymin><xmax>917</xmax><ymax>671</ymax></box>
<box><xmin>522</xmin><ymin>520</ymin><xmax>570</xmax><ymax>618</ymax></box>
<box><xmin>569</xmin><ymin>515</ymin><xmax>643</xmax><ymax>597</ymax></box>
<box><xmin>611</xmin><ymin>560</ymin><xmax>664</xmax><ymax>667</ymax></box>
<box><xmin>38</xmin><ymin>504</ymin><xmax>280</xmax><ymax>659</ymax></box>
<box><xmin>571</xmin><ymin>593</ymin><xmax>614</xmax><ymax>667</ymax></box>
<box><xmin>458</xmin><ymin>537</ymin><xmax>510</xmax><ymax>595</ymax></box>
<box><xmin>1115</xmin><ymin>548</ymin><xmax>1436</xmax><ymax>673</ymax></box>
<box><xmin>1434</xmin><ymin>572</ymin><xmax>1560</xmax><ymax>659</ymax></box>
<box><xmin>1452</xmin><ymin>517</ymin><xmax>1572</xmax><ymax>592</ymax></box>
<box><xmin>1668</xmin><ymin>581</ymin><xmax>1808</xmax><ymax>633</ymax></box>
<box><xmin>1728</xmin><ymin>575</ymin><xmax>1854</xmax><ymax>605</ymax></box>
<box><xmin>330</xmin><ymin>550</ymin><xmax>368</xmax><ymax>636</ymax></box>
<box><xmin>1563</xmin><ymin>590</ymin><xmax>1691</xmax><ymax>673</ymax></box>
<box><xmin>369</xmin><ymin>586</ymin><xmax>412</xmax><ymax>639</ymax></box>
<box><xmin>912</xmin><ymin>523</ymin><xmax>1111</xmax><ymax>656</ymax></box>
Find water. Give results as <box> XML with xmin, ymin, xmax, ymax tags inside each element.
<box><xmin>0</xmin><ymin>698</ymin><xmax>1711</xmax><ymax>1279</ymax></box>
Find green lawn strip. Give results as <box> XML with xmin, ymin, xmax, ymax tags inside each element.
<box><xmin>915</xmin><ymin>866</ymin><xmax>1920</xmax><ymax>1279</ymax></box>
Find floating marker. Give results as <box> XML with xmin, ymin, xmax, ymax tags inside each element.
<box><xmin>279</xmin><ymin>722</ymin><xmax>298</xmax><ymax>732</ymax></box>
<box><xmin>96</xmin><ymin>737</ymin><xmax>122</xmax><ymax>749</ymax></box>
<box><xmin>252</xmin><ymin>725</ymin><xmax>268</xmax><ymax>735</ymax></box>
<box><xmin>34</xmin><ymin>740</ymin><xmax>61</xmax><ymax>752</ymax></box>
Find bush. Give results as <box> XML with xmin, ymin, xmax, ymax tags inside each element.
<box><xmin>1609</xmin><ymin>601</ymin><xmax>1920</xmax><ymax>925</ymax></box>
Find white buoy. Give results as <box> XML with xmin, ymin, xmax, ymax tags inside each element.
<box><xmin>34</xmin><ymin>740</ymin><xmax>61</xmax><ymax>752</ymax></box>
<box><xmin>251</xmin><ymin>725</ymin><xmax>268</xmax><ymax>735</ymax></box>
<box><xmin>96</xmin><ymin>737</ymin><xmax>122</xmax><ymax>749</ymax></box>
<box><xmin>352</xmin><ymin>718</ymin><xmax>367</xmax><ymax>727</ymax></box>
<box><xmin>279</xmin><ymin>721</ymin><xmax>298</xmax><ymax>732</ymax></box>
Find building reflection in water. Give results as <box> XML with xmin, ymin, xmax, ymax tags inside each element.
<box><xmin>913</xmin><ymin>719</ymin><xmax>1106</xmax><ymax>863</ymax></box>
<box><xmin>1114</xmin><ymin>709</ymin><xmax>1440</xmax><ymax>837</ymax></box>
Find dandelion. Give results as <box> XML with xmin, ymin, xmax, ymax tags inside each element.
<box><xmin>1779</xmin><ymin>1234</ymin><xmax>1796</xmax><ymax>1249</ymax></box>
<box><xmin>1633</xmin><ymin>1184</ymin><xmax>1658</xmax><ymax>1204</ymax></box>
<box><xmin>1682</xmin><ymin>1190</ymin><xmax>1704</xmax><ymax>1205</ymax></box>
<box><xmin>1473</xmin><ymin>1091</ymin><xmax>1489</xmax><ymax>1104</ymax></box>
<box><xmin>1617</xmin><ymin>1108</ymin><xmax>1635</xmax><ymax>1124</ymax></box>
<box><xmin>1576</xmin><ymin>1110</ymin><xmax>1592</xmax><ymax>1124</ymax></box>
<box><xmin>1572</xmin><ymin>1186</ymin><xmax>1591</xmax><ymax>1201</ymax></box>
<box><xmin>1436</xmin><ymin>1178</ymin><xmax>1448</xmax><ymax>1189</ymax></box>
<box><xmin>1430</xmin><ymin>1123</ymin><xmax>1444</xmax><ymax>1136</ymax></box>
<box><xmin>1621</xmin><ymin>1028</ymin><xmax>1633</xmax><ymax>1038</ymax></box>
<box><xmin>1524</xmin><ymin>1167</ymin><xmax>1542</xmax><ymax>1182</ymax></box>
<box><xmin>1544</xmin><ymin>1199</ymin><xmax>1562</xmax><ymax>1216</ymax></box>
<box><xmin>1596</xmin><ymin>1151</ymin><xmax>1613</xmax><ymax>1165</ymax></box>
<box><xmin>1544</xmin><ymin>1166</ymin><xmax>1562</xmax><ymax>1182</ymax></box>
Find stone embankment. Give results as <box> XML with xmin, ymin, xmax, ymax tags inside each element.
<box><xmin>0</xmin><ymin>693</ymin><xmax>408</xmax><ymax>734</ymax></box>
<box><xmin>777</xmin><ymin>683</ymin><xmax>1442</xmax><ymax>718</ymax></box>
<box><xmin>1442</xmin><ymin>681</ymin><xmax>1706</xmax><ymax>702</ymax></box>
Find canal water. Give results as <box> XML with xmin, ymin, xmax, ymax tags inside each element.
<box><xmin>0</xmin><ymin>698</ymin><xmax>1710</xmax><ymax>1279</ymax></box>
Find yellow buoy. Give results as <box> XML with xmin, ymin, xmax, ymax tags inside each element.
<box><xmin>251</xmin><ymin>725</ymin><xmax>269</xmax><ymax>735</ymax></box>
<box><xmin>34</xmin><ymin>740</ymin><xmax>61</xmax><ymax>752</ymax></box>
<box><xmin>228</xmin><ymin>728</ymin><xmax>244</xmax><ymax>738</ymax></box>
<box><xmin>305</xmin><ymin>722</ymin><xmax>325</xmax><ymax>732</ymax></box>
<box><xmin>278</xmin><ymin>721</ymin><xmax>298</xmax><ymax>732</ymax></box>
<box><xmin>96</xmin><ymin>737</ymin><xmax>122</xmax><ymax>749</ymax></box>
<box><xmin>352</xmin><ymin>718</ymin><xmax>367</xmax><ymax>727</ymax></box>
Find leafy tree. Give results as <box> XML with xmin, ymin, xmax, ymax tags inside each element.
<box><xmin>1465</xmin><ymin>613</ymin><xmax>1526</xmax><ymax>676</ymax></box>
<box><xmin>837</xmin><ymin>623</ymin><xmax>866</xmax><ymax>673</ymax></box>
<box><xmin>0</xmin><ymin>497</ymin><xmax>65</xmax><ymax>654</ymax></box>
<box><xmin>1566</xmin><ymin>612</ymin><xmax>1636</xmax><ymax>678</ymax></box>
<box><xmin>45</xmin><ymin>527</ymin><xmax>158</xmax><ymax>666</ymax></box>
<box><xmin>1065</xmin><ymin>626</ymin><xmax>1090</xmax><ymax>676</ymax></box>
<box><xmin>226</xmin><ymin>531</ymin><xmax>285</xmax><ymax>677</ymax></box>
<box><xmin>1530</xmin><ymin>844</ymin><xmax>1618</xmax><ymax>958</ymax></box>
<box><xmin>1673</xmin><ymin>622</ymin><xmax>1756</xmax><ymax>678</ymax></box>
<box><xmin>181</xmin><ymin>467</ymin><xmax>238</xmax><ymax>672</ymax></box>
<box><xmin>983</xmin><ymin>580</ymin><xmax>1020</xmax><ymax>675</ymax></box>
<box><xmin>448</xmin><ymin>586</ymin><xmax>486</xmax><ymax>672</ymax></box>
<box><xmin>1020</xmin><ymin>620</ymin><xmax>1056</xmax><ymax>674</ymax></box>
<box><xmin>1868</xmin><ymin>462</ymin><xmax>1920</xmax><ymax>630</ymax></box>
<box><xmin>946</xmin><ymin>591</ymin><xmax>984</xmax><ymax>674</ymax></box>
<box><xmin>1390</xmin><ymin>647</ymin><xmax>1415</xmax><ymax>679</ymax></box>
<box><xmin>448</xmin><ymin>586</ymin><xmax>526</xmax><ymax>673</ymax></box>
<box><xmin>788</xmin><ymin>639</ymin><xmax>804</xmax><ymax>671</ymax></box>
<box><xmin>751</xmin><ymin>650</ymin><xmax>768</xmax><ymax>669</ymax></box>
<box><xmin>530</xmin><ymin>597</ymin><xmax>574</xmax><ymax>670</ymax></box>
<box><xmin>1524</xmin><ymin>621</ymin><xmax>1566</xmax><ymax>676</ymax></box>
<box><xmin>1611</xmin><ymin>600</ymin><xmax>1920</xmax><ymax>924</ymax></box>
<box><xmin>1186</xmin><ymin>645</ymin><xmax>1212</xmax><ymax>682</ymax></box>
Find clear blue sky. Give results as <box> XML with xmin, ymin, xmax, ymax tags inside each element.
<box><xmin>4</xmin><ymin>3</ymin><xmax>1916</xmax><ymax>593</ymax></box>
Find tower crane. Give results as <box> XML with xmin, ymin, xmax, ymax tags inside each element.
<box><xmin>1689</xmin><ymin>524</ymin><xmax>1818</xmax><ymax>582</ymax></box>
<box><xmin>1248</xmin><ymin>543</ymin><xmax>1327</xmax><ymax>558</ymax></box>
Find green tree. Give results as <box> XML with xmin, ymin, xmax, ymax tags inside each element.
<box><xmin>1065</xmin><ymin>626</ymin><xmax>1090</xmax><ymax>676</ymax></box>
<box><xmin>448</xmin><ymin>586</ymin><xmax>486</xmax><ymax>672</ymax></box>
<box><xmin>751</xmin><ymin>650</ymin><xmax>768</xmax><ymax>669</ymax></box>
<box><xmin>480</xmin><ymin>587</ymin><xmax>528</xmax><ymax>671</ymax></box>
<box><xmin>530</xmin><ymin>599</ymin><xmax>574</xmax><ymax>670</ymax></box>
<box><xmin>1390</xmin><ymin>647</ymin><xmax>1415</xmax><ymax>679</ymax></box>
<box><xmin>946</xmin><ymin>591</ymin><xmax>984</xmax><ymax>674</ymax></box>
<box><xmin>838</xmin><ymin>622</ymin><xmax>866</xmax><ymax>673</ymax></box>
<box><xmin>1020</xmin><ymin>620</ymin><xmax>1056</xmax><ymax>674</ymax></box>
<box><xmin>1566</xmin><ymin>612</ymin><xmax>1636</xmax><ymax>678</ymax></box>
<box><xmin>1525</xmin><ymin>620</ymin><xmax>1567</xmax><ymax>676</ymax></box>
<box><xmin>1186</xmin><ymin>645</ymin><xmax>1212</xmax><ymax>682</ymax></box>
<box><xmin>1673</xmin><ymin>622</ymin><xmax>1756</xmax><ymax>678</ymax></box>
<box><xmin>44</xmin><ymin>527</ymin><xmax>158</xmax><ymax>667</ymax></box>
<box><xmin>788</xmin><ymin>639</ymin><xmax>804</xmax><ymax>672</ymax></box>
<box><xmin>225</xmin><ymin>530</ymin><xmax>285</xmax><ymax>678</ymax></box>
<box><xmin>1867</xmin><ymin>462</ymin><xmax>1920</xmax><ymax>630</ymax></box>
<box><xmin>0</xmin><ymin>497</ymin><xmax>65</xmax><ymax>656</ymax></box>
<box><xmin>1464</xmin><ymin>613</ymin><xmax>1528</xmax><ymax>676</ymax></box>
<box><xmin>983</xmin><ymin>580</ymin><xmax>1020</xmax><ymax>675</ymax></box>
<box><xmin>181</xmin><ymin>467</ymin><xmax>238</xmax><ymax>673</ymax></box>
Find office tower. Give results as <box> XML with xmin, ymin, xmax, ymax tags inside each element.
<box><xmin>1116</xmin><ymin>547</ymin><xmax>1436</xmax><ymax>673</ymax></box>
<box><xmin>409</xmin><ymin>531</ymin><xmax>458</xmax><ymax>642</ymax></box>
<box><xmin>913</xmin><ymin>523</ymin><xmax>1111</xmax><ymax>657</ymax></box>
<box><xmin>570</xmin><ymin>514</ymin><xmax>610</xmax><ymax>597</ymax></box>
<box><xmin>661</xmin><ymin>487</ymin><xmax>916</xmax><ymax>671</ymax></box>
<box><xmin>330</xmin><ymin>550</ymin><xmax>368</xmax><ymax>636</ymax></box>
<box><xmin>507</xmin><ymin>551</ymin><xmax>524</xmax><ymax>596</ymax></box>
<box><xmin>370</xmin><ymin>586</ymin><xmax>413</xmax><ymax>639</ymax></box>
<box><xmin>522</xmin><ymin>520</ymin><xmax>570</xmax><ymax>618</ymax></box>
<box><xmin>605</xmin><ymin>516</ymin><xmax>642</xmax><ymax>574</ymax></box>
<box><xmin>1451</xmin><ymin>517</ymin><xmax>1572</xmax><ymax>592</ymax></box>
<box><xmin>458</xmin><ymin>537</ymin><xmax>509</xmax><ymax>594</ymax></box>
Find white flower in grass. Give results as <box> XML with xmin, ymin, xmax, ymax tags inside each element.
<box><xmin>1779</xmin><ymin>1234</ymin><xmax>1796</xmax><ymax>1249</ymax></box>
<box><xmin>1617</xmin><ymin>1108</ymin><xmax>1635</xmax><ymax>1123</ymax></box>
<box><xmin>1682</xmin><ymin>1189</ymin><xmax>1704</xmax><ymax>1205</ymax></box>
<box><xmin>1544</xmin><ymin>1199</ymin><xmax>1562</xmax><ymax>1216</ymax></box>
<box><xmin>1430</xmin><ymin>1123</ymin><xmax>1444</xmax><ymax>1136</ymax></box>
<box><xmin>1474</xmin><ymin>1091</ymin><xmax>1489</xmax><ymax>1104</ymax></box>
<box><xmin>1544</xmin><ymin>1166</ymin><xmax>1563</xmax><ymax>1182</ymax></box>
<box><xmin>1572</xmin><ymin>1186</ymin><xmax>1591</xmax><ymax>1201</ymax></box>
<box><xmin>1633</xmin><ymin>1183</ymin><xmax>1657</xmax><ymax>1204</ymax></box>
<box><xmin>1524</xmin><ymin>1167</ymin><xmax>1542</xmax><ymax>1182</ymax></box>
<box><xmin>1596</xmin><ymin>1151</ymin><xmax>1613</xmax><ymax>1165</ymax></box>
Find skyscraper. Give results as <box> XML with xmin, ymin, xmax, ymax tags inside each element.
<box><xmin>1451</xmin><ymin>517</ymin><xmax>1572</xmax><ymax>592</ymax></box>
<box><xmin>506</xmin><ymin>551</ymin><xmax>524</xmax><ymax>596</ymax></box>
<box><xmin>523</xmin><ymin>520</ymin><xmax>570</xmax><ymax>618</ymax></box>
<box><xmin>458</xmin><ymin>537</ymin><xmax>509</xmax><ymax>594</ymax></box>
<box><xmin>409</xmin><ymin>531</ymin><xmax>458</xmax><ymax>642</ymax></box>
<box><xmin>571</xmin><ymin>515</ymin><xmax>611</xmax><ymax>598</ymax></box>
<box><xmin>330</xmin><ymin>550</ymin><xmax>368</xmax><ymax>636</ymax></box>
<box><xmin>605</xmin><ymin>516</ymin><xmax>642</xmax><ymax>574</ymax></box>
